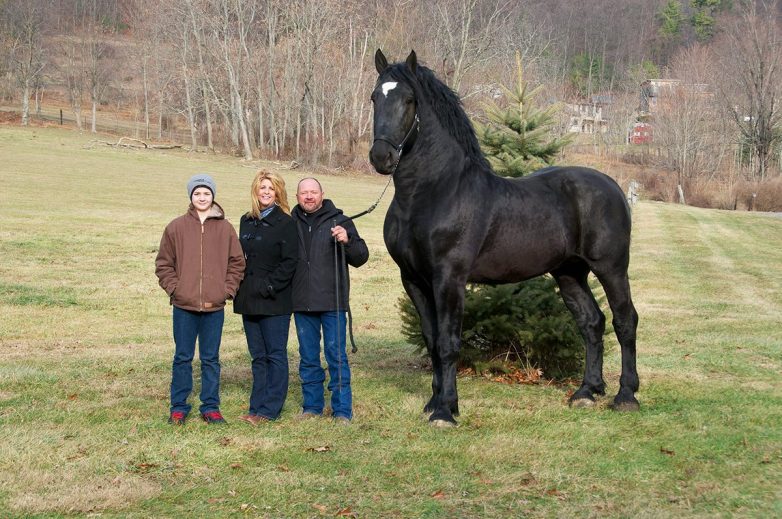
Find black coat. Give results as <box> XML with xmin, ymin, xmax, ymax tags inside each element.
<box><xmin>291</xmin><ymin>199</ymin><xmax>369</xmax><ymax>312</ymax></box>
<box><xmin>233</xmin><ymin>206</ymin><xmax>298</xmax><ymax>316</ymax></box>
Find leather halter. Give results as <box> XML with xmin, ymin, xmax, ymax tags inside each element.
<box><xmin>372</xmin><ymin>112</ymin><xmax>420</xmax><ymax>173</ymax></box>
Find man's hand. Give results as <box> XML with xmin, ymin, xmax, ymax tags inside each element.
<box><xmin>331</xmin><ymin>225</ymin><xmax>349</xmax><ymax>244</ymax></box>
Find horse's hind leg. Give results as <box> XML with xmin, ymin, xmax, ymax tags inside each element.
<box><xmin>595</xmin><ymin>269</ymin><xmax>640</xmax><ymax>412</ymax></box>
<box><xmin>552</xmin><ymin>263</ymin><xmax>606</xmax><ymax>407</ymax></box>
<box><xmin>401</xmin><ymin>278</ymin><xmax>442</xmax><ymax>415</ymax></box>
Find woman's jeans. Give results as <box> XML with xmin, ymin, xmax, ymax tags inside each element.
<box><xmin>294</xmin><ymin>311</ymin><xmax>352</xmax><ymax>419</ymax></box>
<box><xmin>170</xmin><ymin>306</ymin><xmax>224</xmax><ymax>415</ymax></box>
<box><xmin>242</xmin><ymin>314</ymin><xmax>291</xmax><ymax>420</ymax></box>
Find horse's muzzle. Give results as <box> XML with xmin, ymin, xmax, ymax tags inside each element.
<box><xmin>369</xmin><ymin>141</ymin><xmax>396</xmax><ymax>175</ymax></box>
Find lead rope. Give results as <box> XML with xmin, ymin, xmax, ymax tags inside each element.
<box><xmin>336</xmin><ymin>111</ymin><xmax>418</xmax><ymax>356</ymax></box>
<box><xmin>339</xmin><ymin>174</ymin><xmax>393</xmax><ymax>356</ymax></box>
<box><xmin>333</xmin><ymin>219</ymin><xmax>345</xmax><ymax>401</ymax></box>
<box><xmin>347</xmin><ymin>175</ymin><xmax>393</xmax><ymax>221</ymax></box>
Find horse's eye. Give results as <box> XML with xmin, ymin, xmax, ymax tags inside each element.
<box><xmin>405</xmin><ymin>97</ymin><xmax>414</xmax><ymax>105</ymax></box>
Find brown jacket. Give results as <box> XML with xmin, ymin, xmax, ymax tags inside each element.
<box><xmin>155</xmin><ymin>202</ymin><xmax>245</xmax><ymax>312</ymax></box>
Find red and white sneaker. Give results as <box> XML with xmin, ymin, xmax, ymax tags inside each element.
<box><xmin>201</xmin><ymin>410</ymin><xmax>226</xmax><ymax>424</ymax></box>
<box><xmin>168</xmin><ymin>411</ymin><xmax>187</xmax><ymax>425</ymax></box>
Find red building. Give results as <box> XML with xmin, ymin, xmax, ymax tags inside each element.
<box><xmin>629</xmin><ymin>122</ymin><xmax>652</xmax><ymax>144</ymax></box>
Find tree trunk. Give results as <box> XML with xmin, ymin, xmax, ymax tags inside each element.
<box><xmin>90</xmin><ymin>94</ymin><xmax>97</xmax><ymax>133</ymax></box>
<box><xmin>266</xmin><ymin>2</ymin><xmax>277</xmax><ymax>155</ymax></box>
<box><xmin>74</xmin><ymin>106</ymin><xmax>82</xmax><ymax>130</ymax></box>
<box><xmin>236</xmin><ymin>90</ymin><xmax>253</xmax><ymax>160</ymax></box>
<box><xmin>142</xmin><ymin>57</ymin><xmax>150</xmax><ymax>140</ymax></box>
<box><xmin>182</xmin><ymin>64</ymin><xmax>198</xmax><ymax>150</ymax></box>
<box><xmin>258</xmin><ymin>91</ymin><xmax>265</xmax><ymax>152</ymax></box>
<box><xmin>186</xmin><ymin>3</ymin><xmax>213</xmax><ymax>151</ymax></box>
<box><xmin>157</xmin><ymin>93</ymin><xmax>164</xmax><ymax>140</ymax></box>
<box><xmin>35</xmin><ymin>85</ymin><xmax>43</xmax><ymax>117</ymax></box>
<box><xmin>21</xmin><ymin>82</ymin><xmax>30</xmax><ymax>126</ymax></box>
<box><xmin>296</xmin><ymin>106</ymin><xmax>301</xmax><ymax>159</ymax></box>
<box><xmin>202</xmin><ymin>86</ymin><xmax>213</xmax><ymax>151</ymax></box>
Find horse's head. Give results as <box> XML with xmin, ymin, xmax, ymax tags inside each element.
<box><xmin>369</xmin><ymin>49</ymin><xmax>420</xmax><ymax>175</ymax></box>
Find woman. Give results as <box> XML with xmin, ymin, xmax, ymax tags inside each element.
<box><xmin>234</xmin><ymin>170</ymin><xmax>298</xmax><ymax>424</ymax></box>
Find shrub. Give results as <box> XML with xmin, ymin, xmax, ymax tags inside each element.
<box><xmin>398</xmin><ymin>276</ymin><xmax>587</xmax><ymax>379</ymax></box>
<box><xmin>734</xmin><ymin>177</ymin><xmax>782</xmax><ymax>212</ymax></box>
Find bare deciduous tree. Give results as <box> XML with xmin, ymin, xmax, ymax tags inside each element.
<box><xmin>429</xmin><ymin>0</ymin><xmax>513</xmax><ymax>95</ymax></box>
<box><xmin>715</xmin><ymin>1</ymin><xmax>782</xmax><ymax>180</ymax></box>
<box><xmin>203</xmin><ymin>0</ymin><xmax>256</xmax><ymax>159</ymax></box>
<box><xmin>80</xmin><ymin>0</ymin><xmax>117</xmax><ymax>134</ymax></box>
<box><xmin>61</xmin><ymin>36</ymin><xmax>85</xmax><ymax>129</ymax></box>
<box><xmin>172</xmin><ymin>11</ymin><xmax>200</xmax><ymax>150</ymax></box>
<box><xmin>2</xmin><ymin>0</ymin><xmax>47</xmax><ymax>126</ymax></box>
<box><xmin>653</xmin><ymin>45</ymin><xmax>728</xmax><ymax>184</ymax></box>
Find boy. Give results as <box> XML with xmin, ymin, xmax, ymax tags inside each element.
<box><xmin>155</xmin><ymin>174</ymin><xmax>245</xmax><ymax>425</ymax></box>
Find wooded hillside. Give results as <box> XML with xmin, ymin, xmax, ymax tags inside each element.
<box><xmin>2</xmin><ymin>0</ymin><xmax>781</xmax><ymax>208</ymax></box>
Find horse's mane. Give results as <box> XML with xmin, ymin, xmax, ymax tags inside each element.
<box><xmin>383</xmin><ymin>63</ymin><xmax>490</xmax><ymax>169</ymax></box>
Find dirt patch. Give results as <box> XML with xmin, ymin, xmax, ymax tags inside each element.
<box><xmin>10</xmin><ymin>473</ymin><xmax>161</xmax><ymax>514</ymax></box>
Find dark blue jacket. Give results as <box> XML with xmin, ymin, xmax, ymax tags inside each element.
<box><xmin>291</xmin><ymin>199</ymin><xmax>369</xmax><ymax>312</ymax></box>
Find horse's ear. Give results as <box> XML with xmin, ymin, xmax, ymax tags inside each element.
<box><xmin>406</xmin><ymin>50</ymin><xmax>417</xmax><ymax>75</ymax></box>
<box><xmin>375</xmin><ymin>49</ymin><xmax>388</xmax><ymax>74</ymax></box>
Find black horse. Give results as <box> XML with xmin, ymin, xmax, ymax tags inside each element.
<box><xmin>369</xmin><ymin>50</ymin><xmax>639</xmax><ymax>426</ymax></box>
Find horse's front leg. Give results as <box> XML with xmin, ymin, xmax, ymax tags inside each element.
<box><xmin>428</xmin><ymin>276</ymin><xmax>466</xmax><ymax>426</ymax></box>
<box><xmin>401</xmin><ymin>278</ymin><xmax>441</xmax><ymax>414</ymax></box>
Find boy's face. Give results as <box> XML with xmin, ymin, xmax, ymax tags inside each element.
<box><xmin>191</xmin><ymin>187</ymin><xmax>213</xmax><ymax>212</ymax></box>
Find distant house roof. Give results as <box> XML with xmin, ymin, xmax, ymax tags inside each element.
<box><xmin>591</xmin><ymin>94</ymin><xmax>613</xmax><ymax>105</ymax></box>
<box><xmin>568</xmin><ymin>93</ymin><xmax>613</xmax><ymax>106</ymax></box>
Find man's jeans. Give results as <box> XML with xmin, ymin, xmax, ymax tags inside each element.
<box><xmin>170</xmin><ymin>306</ymin><xmax>224</xmax><ymax>415</ymax></box>
<box><xmin>242</xmin><ymin>314</ymin><xmax>290</xmax><ymax>420</ymax></box>
<box><xmin>294</xmin><ymin>311</ymin><xmax>352</xmax><ymax>419</ymax></box>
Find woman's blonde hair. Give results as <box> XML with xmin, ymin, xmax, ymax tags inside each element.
<box><xmin>248</xmin><ymin>170</ymin><xmax>290</xmax><ymax>217</ymax></box>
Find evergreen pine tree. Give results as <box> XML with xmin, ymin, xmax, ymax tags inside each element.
<box><xmin>690</xmin><ymin>0</ymin><xmax>725</xmax><ymax>42</ymax></box>
<box><xmin>476</xmin><ymin>52</ymin><xmax>572</xmax><ymax>178</ymax></box>
<box><xmin>658</xmin><ymin>0</ymin><xmax>685</xmax><ymax>42</ymax></box>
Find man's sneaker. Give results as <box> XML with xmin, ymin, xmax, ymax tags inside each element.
<box><xmin>238</xmin><ymin>414</ymin><xmax>269</xmax><ymax>426</ymax></box>
<box><xmin>168</xmin><ymin>411</ymin><xmax>186</xmax><ymax>425</ymax></box>
<box><xmin>201</xmin><ymin>410</ymin><xmax>226</xmax><ymax>424</ymax></box>
<box><xmin>294</xmin><ymin>411</ymin><xmax>321</xmax><ymax>421</ymax></box>
<box><xmin>334</xmin><ymin>416</ymin><xmax>351</xmax><ymax>426</ymax></box>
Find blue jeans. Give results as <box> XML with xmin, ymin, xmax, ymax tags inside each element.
<box><xmin>242</xmin><ymin>314</ymin><xmax>290</xmax><ymax>420</ymax></box>
<box><xmin>294</xmin><ymin>311</ymin><xmax>352</xmax><ymax>419</ymax></box>
<box><xmin>170</xmin><ymin>306</ymin><xmax>224</xmax><ymax>415</ymax></box>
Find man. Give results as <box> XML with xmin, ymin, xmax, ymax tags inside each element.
<box><xmin>291</xmin><ymin>178</ymin><xmax>369</xmax><ymax>423</ymax></box>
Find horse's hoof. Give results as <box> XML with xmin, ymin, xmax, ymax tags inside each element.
<box><xmin>569</xmin><ymin>397</ymin><xmax>596</xmax><ymax>409</ymax></box>
<box><xmin>430</xmin><ymin>418</ymin><xmax>457</xmax><ymax>428</ymax></box>
<box><xmin>429</xmin><ymin>408</ymin><xmax>458</xmax><ymax>427</ymax></box>
<box><xmin>611</xmin><ymin>400</ymin><xmax>640</xmax><ymax>412</ymax></box>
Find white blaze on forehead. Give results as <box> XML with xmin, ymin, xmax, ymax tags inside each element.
<box><xmin>381</xmin><ymin>82</ymin><xmax>398</xmax><ymax>97</ymax></box>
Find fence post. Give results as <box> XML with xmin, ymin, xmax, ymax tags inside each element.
<box><xmin>627</xmin><ymin>180</ymin><xmax>639</xmax><ymax>207</ymax></box>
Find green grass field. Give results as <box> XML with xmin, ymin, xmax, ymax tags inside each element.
<box><xmin>1</xmin><ymin>125</ymin><xmax>780</xmax><ymax>517</ymax></box>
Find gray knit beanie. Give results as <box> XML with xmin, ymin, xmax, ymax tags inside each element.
<box><xmin>187</xmin><ymin>174</ymin><xmax>216</xmax><ymax>199</ymax></box>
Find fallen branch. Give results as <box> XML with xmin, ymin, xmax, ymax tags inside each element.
<box><xmin>85</xmin><ymin>137</ymin><xmax>182</xmax><ymax>150</ymax></box>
